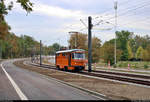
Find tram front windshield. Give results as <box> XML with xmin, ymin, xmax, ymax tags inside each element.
<box><xmin>72</xmin><ymin>53</ymin><xmax>85</xmax><ymax>59</ymax></box>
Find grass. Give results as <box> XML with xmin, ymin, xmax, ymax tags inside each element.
<box><xmin>116</xmin><ymin>61</ymin><xmax>150</xmax><ymax>69</ymax></box>
<box><xmin>96</xmin><ymin>67</ymin><xmax>150</xmax><ymax>75</ymax></box>
<box><xmin>95</xmin><ymin>60</ymin><xmax>150</xmax><ymax>70</ymax></box>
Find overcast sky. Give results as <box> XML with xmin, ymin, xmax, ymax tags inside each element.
<box><xmin>5</xmin><ymin>0</ymin><xmax>150</xmax><ymax>46</ymax></box>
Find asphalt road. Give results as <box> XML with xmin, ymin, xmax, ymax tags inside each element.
<box><xmin>0</xmin><ymin>59</ymin><xmax>100</xmax><ymax>100</ymax></box>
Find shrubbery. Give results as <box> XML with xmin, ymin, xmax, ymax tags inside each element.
<box><xmin>144</xmin><ymin>65</ymin><xmax>148</xmax><ymax>69</ymax></box>
<box><xmin>113</xmin><ymin>64</ymin><xmax>117</xmax><ymax>68</ymax></box>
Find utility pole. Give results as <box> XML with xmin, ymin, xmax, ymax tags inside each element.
<box><xmin>88</xmin><ymin>16</ymin><xmax>92</xmax><ymax>72</ymax></box>
<box><xmin>75</xmin><ymin>33</ymin><xmax>77</xmax><ymax>48</ymax></box>
<box><xmin>11</xmin><ymin>47</ymin><xmax>12</xmax><ymax>58</ymax></box>
<box><xmin>31</xmin><ymin>46</ymin><xmax>33</xmax><ymax>63</ymax></box>
<box><xmin>114</xmin><ymin>0</ymin><xmax>118</xmax><ymax>65</ymax></box>
<box><xmin>40</xmin><ymin>40</ymin><xmax>42</xmax><ymax>66</ymax></box>
<box><xmin>24</xmin><ymin>44</ymin><xmax>27</xmax><ymax>58</ymax></box>
<box><xmin>0</xmin><ymin>47</ymin><xmax>1</xmax><ymax>59</ymax></box>
<box><xmin>75</xmin><ymin>32</ymin><xmax>78</xmax><ymax>49</ymax></box>
<box><xmin>23</xmin><ymin>42</ymin><xmax>25</xmax><ymax>58</ymax></box>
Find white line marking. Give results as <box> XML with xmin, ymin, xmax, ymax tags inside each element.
<box><xmin>1</xmin><ymin>64</ymin><xmax>28</xmax><ymax>100</ymax></box>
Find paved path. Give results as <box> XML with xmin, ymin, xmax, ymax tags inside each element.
<box><xmin>0</xmin><ymin>59</ymin><xmax>100</xmax><ymax>100</ymax></box>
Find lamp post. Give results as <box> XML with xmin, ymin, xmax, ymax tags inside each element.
<box><xmin>114</xmin><ymin>0</ymin><xmax>118</xmax><ymax>65</ymax></box>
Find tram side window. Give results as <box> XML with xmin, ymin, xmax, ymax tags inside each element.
<box><xmin>65</xmin><ymin>53</ymin><xmax>68</xmax><ymax>58</ymax></box>
<box><xmin>56</xmin><ymin>53</ymin><xmax>60</xmax><ymax>57</ymax></box>
<box><xmin>72</xmin><ymin>53</ymin><xmax>74</xmax><ymax>59</ymax></box>
<box><xmin>62</xmin><ymin>53</ymin><xmax>65</xmax><ymax>56</ymax></box>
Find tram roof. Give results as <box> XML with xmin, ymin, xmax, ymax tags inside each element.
<box><xmin>56</xmin><ymin>49</ymin><xmax>85</xmax><ymax>54</ymax></box>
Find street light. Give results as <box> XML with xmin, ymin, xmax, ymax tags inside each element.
<box><xmin>114</xmin><ymin>0</ymin><xmax>118</xmax><ymax>65</ymax></box>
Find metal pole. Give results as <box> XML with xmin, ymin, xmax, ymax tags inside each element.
<box><xmin>88</xmin><ymin>16</ymin><xmax>92</xmax><ymax>72</ymax></box>
<box><xmin>75</xmin><ymin>34</ymin><xmax>76</xmax><ymax>48</ymax></box>
<box><xmin>0</xmin><ymin>47</ymin><xmax>1</xmax><ymax>59</ymax></box>
<box><xmin>40</xmin><ymin>40</ymin><xmax>42</xmax><ymax>65</ymax></box>
<box><xmin>114</xmin><ymin>1</ymin><xmax>117</xmax><ymax>65</ymax></box>
<box><xmin>11</xmin><ymin>48</ymin><xmax>12</xmax><ymax>58</ymax></box>
<box><xmin>31</xmin><ymin>46</ymin><xmax>33</xmax><ymax>62</ymax></box>
<box><xmin>74</xmin><ymin>33</ymin><xmax>77</xmax><ymax>49</ymax></box>
<box><xmin>75</xmin><ymin>32</ymin><xmax>78</xmax><ymax>49</ymax></box>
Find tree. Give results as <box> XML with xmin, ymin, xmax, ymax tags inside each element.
<box><xmin>130</xmin><ymin>35</ymin><xmax>150</xmax><ymax>58</ymax></box>
<box><xmin>136</xmin><ymin>46</ymin><xmax>144</xmax><ymax>60</ymax></box>
<box><xmin>129</xmin><ymin>38</ymin><xmax>137</xmax><ymax>58</ymax></box>
<box><xmin>116</xmin><ymin>30</ymin><xmax>132</xmax><ymax>61</ymax></box>
<box><xmin>0</xmin><ymin>0</ymin><xmax>33</xmax><ymax>16</ymax></box>
<box><xmin>52</xmin><ymin>43</ymin><xmax>61</xmax><ymax>51</ymax></box>
<box><xmin>142</xmin><ymin>49</ymin><xmax>149</xmax><ymax>61</ymax></box>
<box><xmin>134</xmin><ymin>35</ymin><xmax>150</xmax><ymax>49</ymax></box>
<box><xmin>92</xmin><ymin>36</ymin><xmax>101</xmax><ymax>63</ymax></box>
<box><xmin>0</xmin><ymin>20</ymin><xmax>10</xmax><ymax>39</ymax></box>
<box><xmin>68</xmin><ymin>32</ymin><xmax>87</xmax><ymax>50</ymax></box>
<box><xmin>48</xmin><ymin>43</ymin><xmax>62</xmax><ymax>55</ymax></box>
<box><xmin>127</xmin><ymin>41</ymin><xmax>133</xmax><ymax>59</ymax></box>
<box><xmin>101</xmin><ymin>40</ymin><xmax>122</xmax><ymax>65</ymax></box>
<box><xmin>0</xmin><ymin>33</ymin><xmax>42</xmax><ymax>59</ymax></box>
<box><xmin>0</xmin><ymin>0</ymin><xmax>33</xmax><ymax>40</ymax></box>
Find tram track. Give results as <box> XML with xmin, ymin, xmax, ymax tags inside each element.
<box><xmin>80</xmin><ymin>71</ymin><xmax>150</xmax><ymax>86</ymax></box>
<box><xmin>85</xmin><ymin>70</ymin><xmax>150</xmax><ymax>79</ymax></box>
<box><xmin>28</xmin><ymin>61</ymin><xmax>150</xmax><ymax>87</ymax></box>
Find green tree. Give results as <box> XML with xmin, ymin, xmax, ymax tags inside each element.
<box><xmin>52</xmin><ymin>43</ymin><xmax>61</xmax><ymax>51</ymax></box>
<box><xmin>68</xmin><ymin>32</ymin><xmax>87</xmax><ymax>50</ymax></box>
<box><xmin>127</xmin><ymin>41</ymin><xmax>133</xmax><ymax>59</ymax></box>
<box><xmin>0</xmin><ymin>0</ymin><xmax>33</xmax><ymax>40</ymax></box>
<box><xmin>48</xmin><ymin>46</ymin><xmax>55</xmax><ymax>55</ymax></box>
<box><xmin>48</xmin><ymin>43</ymin><xmax>62</xmax><ymax>55</ymax></box>
<box><xmin>146</xmin><ymin>45</ymin><xmax>150</xmax><ymax>61</ymax></box>
<box><xmin>134</xmin><ymin>35</ymin><xmax>150</xmax><ymax>49</ymax></box>
<box><xmin>0</xmin><ymin>0</ymin><xmax>34</xmax><ymax>58</ymax></box>
<box><xmin>0</xmin><ymin>0</ymin><xmax>33</xmax><ymax>16</ymax></box>
<box><xmin>130</xmin><ymin>35</ymin><xmax>150</xmax><ymax>58</ymax></box>
<box><xmin>116</xmin><ymin>30</ymin><xmax>132</xmax><ymax>61</ymax></box>
<box><xmin>101</xmin><ymin>41</ymin><xmax>122</xmax><ymax>65</ymax></box>
<box><xmin>142</xmin><ymin>49</ymin><xmax>149</xmax><ymax>61</ymax></box>
<box><xmin>92</xmin><ymin>37</ymin><xmax>101</xmax><ymax>63</ymax></box>
<box><xmin>136</xmin><ymin>46</ymin><xmax>144</xmax><ymax>60</ymax></box>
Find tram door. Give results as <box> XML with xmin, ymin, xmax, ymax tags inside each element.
<box><xmin>68</xmin><ymin>53</ymin><xmax>71</xmax><ymax>66</ymax></box>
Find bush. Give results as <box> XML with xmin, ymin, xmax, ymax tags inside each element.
<box><xmin>118</xmin><ymin>64</ymin><xmax>122</xmax><ymax>67</ymax></box>
<box><xmin>123</xmin><ymin>63</ymin><xmax>128</xmax><ymax>67</ymax></box>
<box><xmin>134</xmin><ymin>64</ymin><xmax>138</xmax><ymax>68</ymax></box>
<box><xmin>113</xmin><ymin>64</ymin><xmax>117</xmax><ymax>68</ymax></box>
<box><xmin>144</xmin><ymin>65</ymin><xmax>148</xmax><ymax>69</ymax></box>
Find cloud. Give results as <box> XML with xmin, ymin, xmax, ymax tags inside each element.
<box><xmin>5</xmin><ymin>0</ymin><xmax>150</xmax><ymax>46</ymax></box>
<box><xmin>33</xmin><ymin>3</ymin><xmax>88</xmax><ymax>19</ymax></box>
